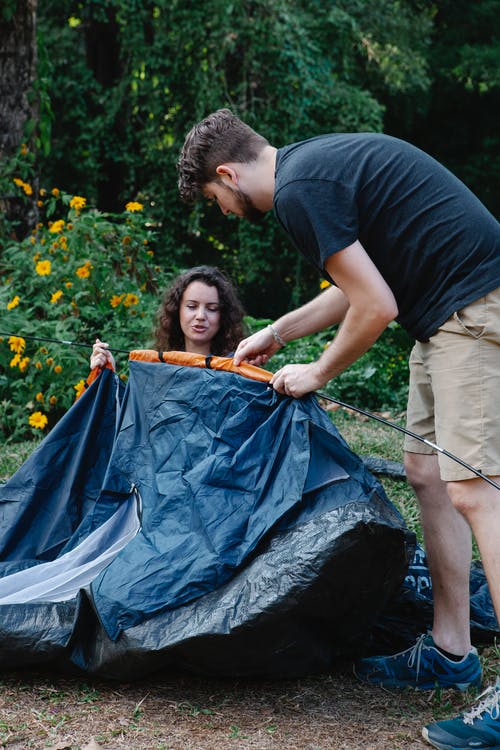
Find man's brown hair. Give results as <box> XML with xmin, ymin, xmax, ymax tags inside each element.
<box><xmin>177</xmin><ymin>108</ymin><xmax>269</xmax><ymax>203</ymax></box>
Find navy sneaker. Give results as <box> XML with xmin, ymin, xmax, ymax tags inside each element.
<box><xmin>353</xmin><ymin>633</ymin><xmax>482</xmax><ymax>690</ymax></box>
<box><xmin>422</xmin><ymin>680</ymin><xmax>500</xmax><ymax>749</ymax></box>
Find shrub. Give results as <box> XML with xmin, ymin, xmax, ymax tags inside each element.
<box><xmin>0</xmin><ymin>182</ymin><xmax>173</xmax><ymax>441</ymax></box>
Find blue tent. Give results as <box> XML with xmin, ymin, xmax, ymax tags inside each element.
<box><xmin>0</xmin><ymin>356</ymin><xmax>496</xmax><ymax>679</ymax></box>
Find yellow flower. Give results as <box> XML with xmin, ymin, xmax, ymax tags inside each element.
<box><xmin>125</xmin><ymin>201</ymin><xmax>143</xmax><ymax>212</ymax></box>
<box><xmin>122</xmin><ymin>235</ymin><xmax>131</xmax><ymax>245</ymax></box>
<box><xmin>36</xmin><ymin>392</ymin><xmax>44</xmax><ymax>402</ymax></box>
<box><xmin>35</xmin><ymin>259</ymin><xmax>52</xmax><ymax>276</ymax></box>
<box><xmin>10</xmin><ymin>354</ymin><xmax>21</xmax><ymax>368</ymax></box>
<box><xmin>54</xmin><ymin>364</ymin><xmax>62</xmax><ymax>373</ymax></box>
<box><xmin>122</xmin><ymin>293</ymin><xmax>139</xmax><ymax>307</ymax></box>
<box><xmin>39</xmin><ymin>188</ymin><xmax>46</xmax><ymax>197</ymax></box>
<box><xmin>9</xmin><ymin>336</ymin><xmax>25</xmax><ymax>354</ymax></box>
<box><xmin>320</xmin><ymin>279</ymin><xmax>331</xmax><ymax>290</ymax></box>
<box><xmin>46</xmin><ymin>357</ymin><xmax>54</xmax><ymax>366</ymax></box>
<box><xmin>49</xmin><ymin>395</ymin><xmax>57</xmax><ymax>405</ymax></box>
<box><xmin>20</xmin><ymin>143</ymin><xmax>28</xmax><ymax>156</ymax></box>
<box><xmin>110</xmin><ymin>294</ymin><xmax>124</xmax><ymax>308</ymax></box>
<box><xmin>65</xmin><ymin>281</ymin><xmax>73</xmax><ymax>288</ymax></box>
<box><xmin>13</xmin><ymin>177</ymin><xmax>32</xmax><ymax>195</ymax></box>
<box><xmin>51</xmin><ymin>188</ymin><xmax>60</xmax><ymax>197</ymax></box>
<box><xmin>50</xmin><ymin>290</ymin><xmax>64</xmax><ymax>304</ymax></box>
<box><xmin>19</xmin><ymin>356</ymin><xmax>30</xmax><ymax>372</ymax></box>
<box><xmin>7</xmin><ymin>295</ymin><xmax>20</xmax><ymax>310</ymax></box>
<box><xmin>74</xmin><ymin>380</ymin><xmax>86</xmax><ymax>398</ymax></box>
<box><xmin>35</xmin><ymin>361</ymin><xmax>43</xmax><ymax>369</ymax></box>
<box><xmin>29</xmin><ymin>411</ymin><xmax>48</xmax><ymax>430</ymax></box>
<box><xmin>69</xmin><ymin>195</ymin><xmax>86</xmax><ymax>210</ymax></box>
<box><xmin>49</xmin><ymin>219</ymin><xmax>65</xmax><ymax>234</ymax></box>
<box><xmin>75</xmin><ymin>264</ymin><xmax>91</xmax><ymax>279</ymax></box>
<box><xmin>40</xmin><ymin>347</ymin><xmax>48</xmax><ymax>354</ymax></box>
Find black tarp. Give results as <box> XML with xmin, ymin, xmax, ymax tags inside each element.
<box><xmin>0</xmin><ymin>360</ymin><xmax>497</xmax><ymax>679</ymax></box>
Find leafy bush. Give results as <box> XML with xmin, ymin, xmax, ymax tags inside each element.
<box><xmin>0</xmin><ymin>182</ymin><xmax>172</xmax><ymax>441</ymax></box>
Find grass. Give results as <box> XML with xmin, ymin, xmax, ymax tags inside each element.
<box><xmin>0</xmin><ymin>439</ymin><xmax>40</xmax><ymax>483</ymax></box>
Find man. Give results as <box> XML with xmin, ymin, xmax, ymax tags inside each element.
<box><xmin>178</xmin><ymin>108</ymin><xmax>500</xmax><ymax>750</ymax></box>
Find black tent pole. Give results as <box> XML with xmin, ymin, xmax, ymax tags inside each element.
<box><xmin>315</xmin><ymin>390</ymin><xmax>500</xmax><ymax>491</ymax></box>
<box><xmin>0</xmin><ymin>332</ymin><xmax>130</xmax><ymax>355</ymax></box>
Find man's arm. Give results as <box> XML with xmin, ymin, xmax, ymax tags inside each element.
<box><xmin>233</xmin><ymin>285</ymin><xmax>349</xmax><ymax>366</ymax></box>
<box><xmin>269</xmin><ymin>240</ymin><xmax>398</xmax><ymax>396</ymax></box>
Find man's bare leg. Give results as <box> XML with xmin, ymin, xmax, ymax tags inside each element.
<box><xmin>447</xmin><ymin>476</ymin><xmax>500</xmax><ymax>624</ymax></box>
<box><xmin>404</xmin><ymin>452</ymin><xmax>473</xmax><ymax>655</ymax></box>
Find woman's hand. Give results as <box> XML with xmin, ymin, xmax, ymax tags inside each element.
<box><xmin>90</xmin><ymin>338</ymin><xmax>116</xmax><ymax>370</ymax></box>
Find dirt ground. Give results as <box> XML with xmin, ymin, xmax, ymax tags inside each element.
<box><xmin>1</xmin><ymin>645</ymin><xmax>498</xmax><ymax>750</ymax></box>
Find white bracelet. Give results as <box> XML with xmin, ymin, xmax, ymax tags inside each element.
<box><xmin>268</xmin><ymin>324</ymin><xmax>286</xmax><ymax>347</ymax></box>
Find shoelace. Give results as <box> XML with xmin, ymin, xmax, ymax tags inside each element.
<box><xmin>405</xmin><ymin>633</ymin><xmax>428</xmax><ymax>677</ymax></box>
<box><xmin>463</xmin><ymin>684</ymin><xmax>500</xmax><ymax>726</ymax></box>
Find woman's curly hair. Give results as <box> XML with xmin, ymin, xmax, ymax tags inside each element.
<box><xmin>153</xmin><ymin>266</ymin><xmax>246</xmax><ymax>356</ymax></box>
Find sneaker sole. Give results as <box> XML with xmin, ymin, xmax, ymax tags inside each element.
<box><xmin>353</xmin><ymin>667</ymin><xmax>481</xmax><ymax>692</ymax></box>
<box><xmin>421</xmin><ymin>726</ymin><xmax>453</xmax><ymax>750</ymax></box>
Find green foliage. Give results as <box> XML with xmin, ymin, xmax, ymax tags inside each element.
<box><xmin>0</xmin><ymin>143</ymin><xmax>37</xmax><ymax>240</ymax></box>
<box><xmin>383</xmin><ymin>0</ymin><xmax>500</xmax><ymax>217</ymax></box>
<box><xmin>35</xmin><ymin>0</ymin><xmax>435</xmax><ymax>318</ymax></box>
<box><xmin>0</xmin><ymin>183</ymin><xmax>173</xmax><ymax>441</ymax></box>
<box><xmin>1</xmin><ymin>0</ymin><xmax>17</xmax><ymax>22</ymax></box>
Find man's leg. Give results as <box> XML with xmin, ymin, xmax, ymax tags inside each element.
<box><xmin>422</xmin><ymin>479</ymin><xmax>500</xmax><ymax>750</ymax></box>
<box><xmin>446</xmin><ymin>476</ymin><xmax>500</xmax><ymax>624</ymax></box>
<box><xmin>405</xmin><ymin>452</ymin><xmax>473</xmax><ymax>656</ymax></box>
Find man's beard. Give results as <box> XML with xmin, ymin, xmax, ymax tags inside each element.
<box><xmin>235</xmin><ymin>189</ymin><xmax>266</xmax><ymax>223</ymax></box>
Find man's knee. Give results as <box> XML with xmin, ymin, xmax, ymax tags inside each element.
<box><xmin>404</xmin><ymin>451</ymin><xmax>437</xmax><ymax>492</ymax></box>
<box><xmin>445</xmin><ymin>477</ymin><xmax>499</xmax><ymax>520</ymax></box>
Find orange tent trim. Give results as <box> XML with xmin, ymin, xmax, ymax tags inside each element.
<box><xmin>82</xmin><ymin>350</ymin><xmax>272</xmax><ymax>398</ymax></box>
<box><xmin>129</xmin><ymin>350</ymin><xmax>273</xmax><ymax>384</ymax></box>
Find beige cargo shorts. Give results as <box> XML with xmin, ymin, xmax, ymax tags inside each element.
<box><xmin>404</xmin><ymin>286</ymin><xmax>500</xmax><ymax>481</ymax></box>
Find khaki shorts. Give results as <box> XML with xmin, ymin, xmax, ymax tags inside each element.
<box><xmin>404</xmin><ymin>286</ymin><xmax>500</xmax><ymax>481</ymax></box>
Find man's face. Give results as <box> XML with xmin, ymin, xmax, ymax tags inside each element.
<box><xmin>203</xmin><ymin>181</ymin><xmax>265</xmax><ymax>223</ymax></box>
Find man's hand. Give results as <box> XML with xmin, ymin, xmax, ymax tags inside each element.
<box><xmin>270</xmin><ymin>362</ymin><xmax>324</xmax><ymax>398</ymax></box>
<box><xmin>233</xmin><ymin>327</ymin><xmax>281</xmax><ymax>366</ymax></box>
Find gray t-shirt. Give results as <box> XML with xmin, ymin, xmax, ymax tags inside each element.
<box><xmin>274</xmin><ymin>133</ymin><xmax>500</xmax><ymax>341</ymax></box>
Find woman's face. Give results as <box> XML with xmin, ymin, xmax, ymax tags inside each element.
<box><xmin>179</xmin><ymin>280</ymin><xmax>221</xmax><ymax>355</ymax></box>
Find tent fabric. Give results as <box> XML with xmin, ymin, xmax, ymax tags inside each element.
<box><xmin>0</xmin><ymin>359</ymin><xmax>496</xmax><ymax>679</ymax></box>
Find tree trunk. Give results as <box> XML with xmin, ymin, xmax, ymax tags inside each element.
<box><xmin>0</xmin><ymin>0</ymin><xmax>38</xmax><ymax>238</ymax></box>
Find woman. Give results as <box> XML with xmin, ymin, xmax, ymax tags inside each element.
<box><xmin>90</xmin><ymin>265</ymin><xmax>246</xmax><ymax>368</ymax></box>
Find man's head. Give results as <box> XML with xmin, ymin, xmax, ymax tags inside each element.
<box><xmin>177</xmin><ymin>109</ymin><xmax>270</xmax><ymax>212</ymax></box>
